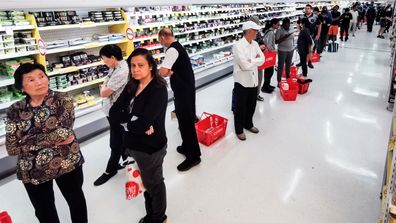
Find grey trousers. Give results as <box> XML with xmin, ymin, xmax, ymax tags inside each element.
<box><xmin>257</xmin><ymin>69</ymin><xmax>264</xmax><ymax>95</ymax></box>
<box><xmin>129</xmin><ymin>146</ymin><xmax>167</xmax><ymax>223</ymax></box>
<box><xmin>277</xmin><ymin>50</ymin><xmax>294</xmax><ymax>83</ymax></box>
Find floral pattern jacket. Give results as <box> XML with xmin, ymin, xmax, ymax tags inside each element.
<box><xmin>6</xmin><ymin>90</ymin><xmax>84</xmax><ymax>185</ymax></box>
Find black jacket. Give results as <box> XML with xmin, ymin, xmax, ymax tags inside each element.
<box><xmin>110</xmin><ymin>78</ymin><xmax>168</xmax><ymax>154</ymax></box>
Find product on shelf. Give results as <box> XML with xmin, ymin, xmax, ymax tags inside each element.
<box><xmin>190</xmin><ymin>55</ymin><xmax>205</xmax><ymax>67</ymax></box>
<box><xmin>0</xmin><ymin>86</ymin><xmax>24</xmax><ymax>104</ymax></box>
<box><xmin>0</xmin><ymin>57</ymin><xmax>34</xmax><ymax>77</ymax></box>
<box><xmin>0</xmin><ymin>10</ymin><xmax>30</xmax><ymax>26</ymax></box>
<box><xmin>73</xmin><ymin>90</ymin><xmax>97</xmax><ymax>107</ymax></box>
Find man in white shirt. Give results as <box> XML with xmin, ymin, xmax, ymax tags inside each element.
<box><xmin>233</xmin><ymin>21</ymin><xmax>265</xmax><ymax>141</ymax></box>
<box><xmin>351</xmin><ymin>5</ymin><xmax>359</xmax><ymax>37</ymax></box>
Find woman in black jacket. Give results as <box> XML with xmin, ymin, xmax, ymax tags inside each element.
<box><xmin>111</xmin><ymin>48</ymin><xmax>168</xmax><ymax>223</ymax></box>
<box><xmin>297</xmin><ymin>18</ymin><xmax>314</xmax><ymax>80</ymax></box>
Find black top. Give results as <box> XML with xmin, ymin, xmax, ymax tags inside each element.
<box><xmin>168</xmin><ymin>41</ymin><xmax>195</xmax><ymax>93</ymax></box>
<box><xmin>340</xmin><ymin>12</ymin><xmax>353</xmax><ymax>26</ymax></box>
<box><xmin>298</xmin><ymin>13</ymin><xmax>320</xmax><ymax>36</ymax></box>
<box><xmin>331</xmin><ymin>11</ymin><xmax>341</xmax><ymax>25</ymax></box>
<box><xmin>366</xmin><ymin>7</ymin><xmax>376</xmax><ymax>19</ymax></box>
<box><xmin>297</xmin><ymin>27</ymin><xmax>313</xmax><ymax>54</ymax></box>
<box><xmin>111</xmin><ymin>78</ymin><xmax>168</xmax><ymax>154</ymax></box>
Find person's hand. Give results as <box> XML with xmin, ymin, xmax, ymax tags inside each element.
<box><xmin>145</xmin><ymin>126</ymin><xmax>154</xmax><ymax>135</ymax></box>
<box><xmin>55</xmin><ymin>135</ymin><xmax>75</xmax><ymax>146</ymax></box>
<box><xmin>315</xmin><ymin>35</ymin><xmax>320</xmax><ymax>41</ymax></box>
<box><xmin>167</xmin><ymin>70</ymin><xmax>174</xmax><ymax>77</ymax></box>
<box><xmin>260</xmin><ymin>45</ymin><xmax>267</xmax><ymax>51</ymax></box>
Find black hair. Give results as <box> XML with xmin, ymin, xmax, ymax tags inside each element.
<box><xmin>344</xmin><ymin>7</ymin><xmax>350</xmax><ymax>12</ymax></box>
<box><xmin>263</xmin><ymin>18</ymin><xmax>280</xmax><ymax>33</ymax></box>
<box><xmin>14</xmin><ymin>63</ymin><xmax>47</xmax><ymax>92</ymax></box>
<box><xmin>305</xmin><ymin>4</ymin><xmax>313</xmax><ymax>9</ymax></box>
<box><xmin>125</xmin><ymin>48</ymin><xmax>166</xmax><ymax>93</ymax></box>
<box><xmin>99</xmin><ymin>44</ymin><xmax>123</xmax><ymax>61</ymax></box>
<box><xmin>282</xmin><ymin>17</ymin><xmax>291</xmax><ymax>25</ymax></box>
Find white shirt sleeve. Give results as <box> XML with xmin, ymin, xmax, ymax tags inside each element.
<box><xmin>161</xmin><ymin>47</ymin><xmax>179</xmax><ymax>69</ymax></box>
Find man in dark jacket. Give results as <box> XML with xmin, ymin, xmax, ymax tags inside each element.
<box><xmin>366</xmin><ymin>3</ymin><xmax>377</xmax><ymax>32</ymax></box>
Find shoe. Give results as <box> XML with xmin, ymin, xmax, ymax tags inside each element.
<box><xmin>138</xmin><ymin>216</ymin><xmax>150</xmax><ymax>223</ymax></box>
<box><xmin>308</xmin><ymin>62</ymin><xmax>314</xmax><ymax>69</ymax></box>
<box><xmin>236</xmin><ymin>133</ymin><xmax>246</xmax><ymax>141</ymax></box>
<box><xmin>257</xmin><ymin>95</ymin><xmax>264</xmax><ymax>101</ymax></box>
<box><xmin>353</xmin><ymin>34</ymin><xmax>355</xmax><ymax>37</ymax></box>
<box><xmin>377</xmin><ymin>35</ymin><xmax>381</xmax><ymax>38</ymax></box>
<box><xmin>261</xmin><ymin>87</ymin><xmax>274</xmax><ymax>94</ymax></box>
<box><xmin>246</xmin><ymin>127</ymin><xmax>259</xmax><ymax>134</ymax></box>
<box><xmin>94</xmin><ymin>172</ymin><xmax>117</xmax><ymax>186</ymax></box>
<box><xmin>269</xmin><ymin>85</ymin><xmax>276</xmax><ymax>90</ymax></box>
<box><xmin>177</xmin><ymin>157</ymin><xmax>201</xmax><ymax>171</ymax></box>
<box><xmin>380</xmin><ymin>36</ymin><xmax>385</xmax><ymax>39</ymax></box>
<box><xmin>118</xmin><ymin>159</ymin><xmax>135</xmax><ymax>170</ymax></box>
<box><xmin>176</xmin><ymin>146</ymin><xmax>186</xmax><ymax>155</ymax></box>
<box><xmin>295</xmin><ymin>63</ymin><xmax>302</xmax><ymax>67</ymax></box>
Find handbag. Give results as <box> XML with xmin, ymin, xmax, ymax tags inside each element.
<box><xmin>125</xmin><ymin>163</ymin><xmax>145</xmax><ymax>200</ymax></box>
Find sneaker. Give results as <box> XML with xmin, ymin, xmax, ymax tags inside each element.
<box><xmin>295</xmin><ymin>63</ymin><xmax>302</xmax><ymax>67</ymax></box>
<box><xmin>94</xmin><ymin>172</ymin><xmax>117</xmax><ymax>186</ymax></box>
<box><xmin>177</xmin><ymin>158</ymin><xmax>201</xmax><ymax>171</ymax></box>
<box><xmin>176</xmin><ymin>146</ymin><xmax>186</xmax><ymax>155</ymax></box>
<box><xmin>308</xmin><ymin>62</ymin><xmax>314</xmax><ymax>69</ymax></box>
<box><xmin>269</xmin><ymin>85</ymin><xmax>276</xmax><ymax>90</ymax></box>
<box><xmin>257</xmin><ymin>95</ymin><xmax>264</xmax><ymax>101</ymax></box>
<box><xmin>380</xmin><ymin>35</ymin><xmax>385</xmax><ymax>39</ymax></box>
<box><xmin>246</xmin><ymin>127</ymin><xmax>259</xmax><ymax>134</ymax></box>
<box><xmin>118</xmin><ymin>159</ymin><xmax>135</xmax><ymax>170</ymax></box>
<box><xmin>236</xmin><ymin>133</ymin><xmax>246</xmax><ymax>141</ymax></box>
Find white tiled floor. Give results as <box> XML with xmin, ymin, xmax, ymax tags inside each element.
<box><xmin>0</xmin><ymin>27</ymin><xmax>393</xmax><ymax>223</ymax></box>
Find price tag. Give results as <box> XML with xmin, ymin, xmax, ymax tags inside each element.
<box><xmin>38</xmin><ymin>38</ymin><xmax>46</xmax><ymax>56</ymax></box>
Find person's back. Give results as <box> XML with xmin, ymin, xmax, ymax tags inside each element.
<box><xmin>367</xmin><ymin>6</ymin><xmax>376</xmax><ymax>19</ymax></box>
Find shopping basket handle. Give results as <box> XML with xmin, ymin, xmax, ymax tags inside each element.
<box><xmin>200</xmin><ymin>112</ymin><xmax>212</xmax><ymax>120</ymax></box>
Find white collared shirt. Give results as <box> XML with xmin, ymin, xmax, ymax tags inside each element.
<box><xmin>232</xmin><ymin>37</ymin><xmax>265</xmax><ymax>88</ymax></box>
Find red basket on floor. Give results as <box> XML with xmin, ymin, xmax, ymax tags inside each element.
<box><xmin>298</xmin><ymin>81</ymin><xmax>310</xmax><ymax>94</ymax></box>
<box><xmin>280</xmin><ymin>80</ymin><xmax>298</xmax><ymax>101</ymax></box>
<box><xmin>258</xmin><ymin>51</ymin><xmax>277</xmax><ymax>70</ymax></box>
<box><xmin>309</xmin><ymin>53</ymin><xmax>320</xmax><ymax>63</ymax></box>
<box><xmin>0</xmin><ymin>211</ymin><xmax>12</xmax><ymax>223</ymax></box>
<box><xmin>281</xmin><ymin>66</ymin><xmax>298</xmax><ymax>78</ymax></box>
<box><xmin>195</xmin><ymin>112</ymin><xmax>228</xmax><ymax>146</ymax></box>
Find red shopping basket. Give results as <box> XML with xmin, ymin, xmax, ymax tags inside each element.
<box><xmin>280</xmin><ymin>80</ymin><xmax>298</xmax><ymax>101</ymax></box>
<box><xmin>309</xmin><ymin>52</ymin><xmax>320</xmax><ymax>63</ymax></box>
<box><xmin>0</xmin><ymin>211</ymin><xmax>12</xmax><ymax>223</ymax></box>
<box><xmin>258</xmin><ymin>51</ymin><xmax>277</xmax><ymax>70</ymax></box>
<box><xmin>297</xmin><ymin>77</ymin><xmax>310</xmax><ymax>94</ymax></box>
<box><xmin>195</xmin><ymin>112</ymin><xmax>228</xmax><ymax>146</ymax></box>
<box><xmin>281</xmin><ymin>66</ymin><xmax>298</xmax><ymax>78</ymax></box>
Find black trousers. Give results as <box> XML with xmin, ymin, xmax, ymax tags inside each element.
<box><xmin>233</xmin><ymin>82</ymin><xmax>257</xmax><ymax>135</ymax></box>
<box><xmin>367</xmin><ymin>18</ymin><xmax>375</xmax><ymax>32</ymax></box>
<box><xmin>24</xmin><ymin>166</ymin><xmax>87</xmax><ymax>223</ymax></box>
<box><xmin>129</xmin><ymin>146</ymin><xmax>167</xmax><ymax>223</ymax></box>
<box><xmin>277</xmin><ymin>50</ymin><xmax>294</xmax><ymax>83</ymax></box>
<box><xmin>174</xmin><ymin>90</ymin><xmax>201</xmax><ymax>159</ymax></box>
<box><xmin>263</xmin><ymin>66</ymin><xmax>274</xmax><ymax>89</ymax></box>
<box><xmin>340</xmin><ymin>24</ymin><xmax>349</xmax><ymax>40</ymax></box>
<box><xmin>106</xmin><ymin>116</ymin><xmax>127</xmax><ymax>173</ymax></box>
<box><xmin>317</xmin><ymin>35</ymin><xmax>328</xmax><ymax>54</ymax></box>
<box><xmin>299</xmin><ymin>52</ymin><xmax>308</xmax><ymax>77</ymax></box>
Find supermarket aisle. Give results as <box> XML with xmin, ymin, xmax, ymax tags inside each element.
<box><xmin>0</xmin><ymin>28</ymin><xmax>392</xmax><ymax>223</ymax></box>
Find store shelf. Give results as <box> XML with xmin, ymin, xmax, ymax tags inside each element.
<box><xmin>193</xmin><ymin>56</ymin><xmax>234</xmax><ymax>73</ymax></box>
<box><xmin>46</xmin><ymin>39</ymin><xmax>128</xmax><ymax>55</ymax></box>
<box><xmin>48</xmin><ymin>61</ymin><xmax>104</xmax><ymax>76</ymax></box>
<box><xmin>0</xmin><ymin>77</ymin><xmax>15</xmax><ymax>87</ymax></box>
<box><xmin>0</xmin><ymin>25</ymin><xmax>35</xmax><ymax>32</ymax></box>
<box><xmin>128</xmin><ymin>7</ymin><xmax>251</xmax><ymax>17</ymax></box>
<box><xmin>75</xmin><ymin>99</ymin><xmax>103</xmax><ymax>118</ymax></box>
<box><xmin>153</xmin><ymin>53</ymin><xmax>165</xmax><ymax>59</ymax></box>
<box><xmin>0</xmin><ymin>51</ymin><xmax>38</xmax><ymax>60</ymax></box>
<box><xmin>142</xmin><ymin>44</ymin><xmax>163</xmax><ymax>51</ymax></box>
<box><xmin>251</xmin><ymin>9</ymin><xmax>295</xmax><ymax>15</ymax></box>
<box><xmin>181</xmin><ymin>30</ymin><xmax>241</xmax><ymax>46</ymax></box>
<box><xmin>189</xmin><ymin>42</ymin><xmax>234</xmax><ymax>57</ymax></box>
<box><xmin>57</xmin><ymin>78</ymin><xmax>105</xmax><ymax>92</ymax></box>
<box><xmin>37</xmin><ymin>21</ymin><xmax>126</xmax><ymax>31</ymax></box>
<box><xmin>174</xmin><ymin>22</ymin><xmax>243</xmax><ymax>36</ymax></box>
<box><xmin>0</xmin><ymin>98</ymin><xmax>22</xmax><ymax>110</ymax></box>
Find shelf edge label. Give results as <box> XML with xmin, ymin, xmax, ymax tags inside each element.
<box><xmin>38</xmin><ymin>38</ymin><xmax>46</xmax><ymax>56</ymax></box>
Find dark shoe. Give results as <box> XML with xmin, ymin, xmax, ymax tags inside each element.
<box><xmin>380</xmin><ymin>35</ymin><xmax>385</xmax><ymax>39</ymax></box>
<box><xmin>246</xmin><ymin>126</ymin><xmax>259</xmax><ymax>134</ymax></box>
<box><xmin>176</xmin><ymin>146</ymin><xmax>186</xmax><ymax>155</ymax></box>
<box><xmin>308</xmin><ymin>62</ymin><xmax>314</xmax><ymax>69</ymax></box>
<box><xmin>94</xmin><ymin>172</ymin><xmax>117</xmax><ymax>186</ymax></box>
<box><xmin>118</xmin><ymin>159</ymin><xmax>136</xmax><ymax>170</ymax></box>
<box><xmin>257</xmin><ymin>95</ymin><xmax>264</xmax><ymax>101</ymax></box>
<box><xmin>236</xmin><ymin>133</ymin><xmax>246</xmax><ymax>141</ymax></box>
<box><xmin>138</xmin><ymin>216</ymin><xmax>151</xmax><ymax>223</ymax></box>
<box><xmin>261</xmin><ymin>87</ymin><xmax>274</xmax><ymax>94</ymax></box>
<box><xmin>295</xmin><ymin>63</ymin><xmax>302</xmax><ymax>67</ymax></box>
<box><xmin>177</xmin><ymin>158</ymin><xmax>201</xmax><ymax>171</ymax></box>
<box><xmin>269</xmin><ymin>85</ymin><xmax>276</xmax><ymax>90</ymax></box>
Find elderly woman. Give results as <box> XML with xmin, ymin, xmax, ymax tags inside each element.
<box><xmin>6</xmin><ymin>63</ymin><xmax>87</xmax><ymax>223</ymax></box>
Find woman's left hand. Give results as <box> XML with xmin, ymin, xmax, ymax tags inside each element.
<box><xmin>55</xmin><ymin>135</ymin><xmax>75</xmax><ymax>146</ymax></box>
<box><xmin>145</xmin><ymin>126</ymin><xmax>154</xmax><ymax>135</ymax></box>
